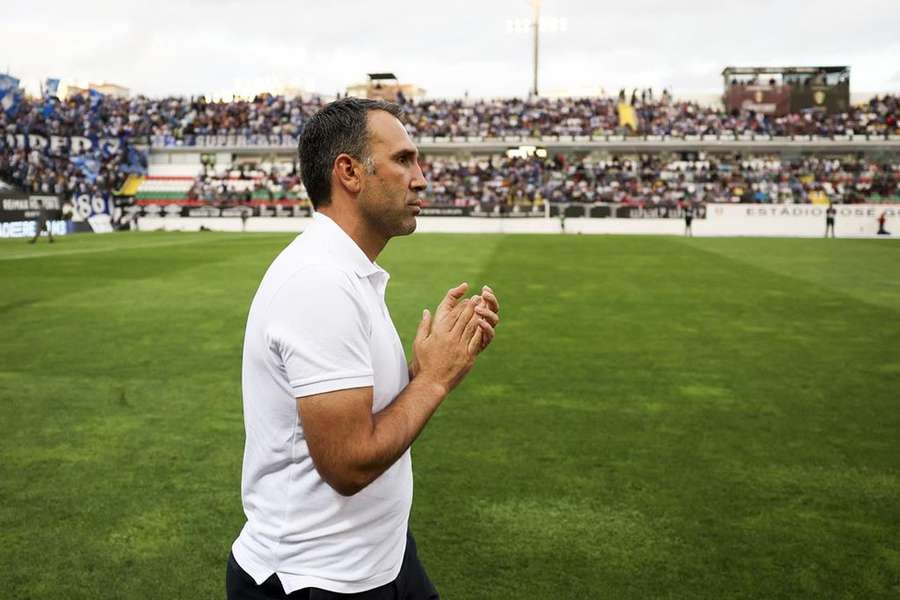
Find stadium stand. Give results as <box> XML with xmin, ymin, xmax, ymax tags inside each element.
<box><xmin>133</xmin><ymin>153</ymin><xmax>899</xmax><ymax>208</ymax></box>
<box><xmin>422</xmin><ymin>153</ymin><xmax>900</xmax><ymax>206</ymax></box>
<box><xmin>1</xmin><ymin>89</ymin><xmax>898</xmax><ymax>211</ymax></box>
<box><xmin>0</xmin><ymin>92</ymin><xmax>146</xmax><ymax>199</ymax></box>
<box><xmin>7</xmin><ymin>90</ymin><xmax>895</xmax><ymax>145</ymax></box>
<box><xmin>404</xmin><ymin>92</ymin><xmax>900</xmax><ymax>138</ymax></box>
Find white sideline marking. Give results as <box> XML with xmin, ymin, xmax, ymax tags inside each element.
<box><xmin>0</xmin><ymin>236</ymin><xmax>226</xmax><ymax>261</ymax></box>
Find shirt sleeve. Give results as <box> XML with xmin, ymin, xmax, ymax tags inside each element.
<box><xmin>267</xmin><ymin>265</ymin><xmax>374</xmax><ymax>398</ymax></box>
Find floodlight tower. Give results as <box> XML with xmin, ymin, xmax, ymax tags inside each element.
<box><xmin>531</xmin><ymin>0</ymin><xmax>542</xmax><ymax>96</ymax></box>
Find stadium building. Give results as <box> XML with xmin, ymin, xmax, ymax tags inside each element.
<box><xmin>1</xmin><ymin>73</ymin><xmax>898</xmax><ymax>238</ymax></box>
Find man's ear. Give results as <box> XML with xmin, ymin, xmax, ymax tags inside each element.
<box><xmin>333</xmin><ymin>153</ymin><xmax>362</xmax><ymax>195</ymax></box>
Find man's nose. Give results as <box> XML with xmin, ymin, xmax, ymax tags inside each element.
<box><xmin>410</xmin><ymin>161</ymin><xmax>427</xmax><ymax>191</ymax></box>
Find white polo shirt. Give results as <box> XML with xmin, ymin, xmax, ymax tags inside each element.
<box><xmin>232</xmin><ymin>212</ymin><xmax>412</xmax><ymax>594</ymax></box>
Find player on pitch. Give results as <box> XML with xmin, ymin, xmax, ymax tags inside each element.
<box><xmin>28</xmin><ymin>199</ymin><xmax>54</xmax><ymax>244</ymax></box>
<box><xmin>825</xmin><ymin>202</ymin><xmax>836</xmax><ymax>238</ymax></box>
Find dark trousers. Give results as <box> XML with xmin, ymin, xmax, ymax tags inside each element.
<box><xmin>226</xmin><ymin>530</ymin><xmax>439</xmax><ymax>600</ymax></box>
<box><xmin>29</xmin><ymin>220</ymin><xmax>53</xmax><ymax>243</ymax></box>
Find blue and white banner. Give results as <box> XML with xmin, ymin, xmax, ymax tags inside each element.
<box><xmin>89</xmin><ymin>88</ymin><xmax>103</xmax><ymax>110</ymax></box>
<box><xmin>0</xmin><ymin>74</ymin><xmax>19</xmax><ymax>92</ymax></box>
<box><xmin>44</xmin><ymin>78</ymin><xmax>60</xmax><ymax>98</ymax></box>
<box><xmin>70</xmin><ymin>155</ymin><xmax>101</xmax><ymax>182</ymax></box>
<box><xmin>1</xmin><ymin>133</ymin><xmax>135</xmax><ymax>158</ymax></box>
<box><xmin>69</xmin><ymin>193</ymin><xmax>111</xmax><ymax>221</ymax></box>
<box><xmin>150</xmin><ymin>133</ymin><xmax>299</xmax><ymax>148</ymax></box>
<box><xmin>0</xmin><ymin>74</ymin><xmax>21</xmax><ymax>117</ymax></box>
<box><xmin>0</xmin><ymin>88</ymin><xmax>21</xmax><ymax>117</ymax></box>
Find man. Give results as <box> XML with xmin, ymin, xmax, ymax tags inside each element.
<box><xmin>28</xmin><ymin>198</ymin><xmax>53</xmax><ymax>244</ymax></box>
<box><xmin>683</xmin><ymin>202</ymin><xmax>694</xmax><ymax>237</ymax></box>
<box><xmin>227</xmin><ymin>98</ymin><xmax>500</xmax><ymax>599</ymax></box>
<box><xmin>825</xmin><ymin>202</ymin><xmax>836</xmax><ymax>238</ymax></box>
<box><xmin>877</xmin><ymin>211</ymin><xmax>890</xmax><ymax>235</ymax></box>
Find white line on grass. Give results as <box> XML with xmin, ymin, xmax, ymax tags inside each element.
<box><xmin>0</xmin><ymin>236</ymin><xmax>230</xmax><ymax>261</ymax></box>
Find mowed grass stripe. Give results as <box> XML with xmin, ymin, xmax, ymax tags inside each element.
<box><xmin>0</xmin><ymin>232</ymin><xmax>897</xmax><ymax>599</ymax></box>
<box><xmin>676</xmin><ymin>236</ymin><xmax>900</xmax><ymax>312</ymax></box>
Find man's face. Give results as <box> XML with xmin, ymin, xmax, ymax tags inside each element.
<box><xmin>357</xmin><ymin>110</ymin><xmax>427</xmax><ymax>240</ymax></box>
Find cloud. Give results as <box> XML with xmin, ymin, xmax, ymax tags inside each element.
<box><xmin>2</xmin><ymin>0</ymin><xmax>898</xmax><ymax>97</ymax></box>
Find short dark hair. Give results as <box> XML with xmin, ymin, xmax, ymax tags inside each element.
<box><xmin>298</xmin><ymin>97</ymin><xmax>403</xmax><ymax>208</ymax></box>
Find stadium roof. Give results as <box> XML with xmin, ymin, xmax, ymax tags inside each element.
<box><xmin>367</xmin><ymin>73</ymin><xmax>398</xmax><ymax>81</ymax></box>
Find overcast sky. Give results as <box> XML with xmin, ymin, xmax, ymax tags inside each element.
<box><xmin>3</xmin><ymin>0</ymin><xmax>899</xmax><ymax>99</ymax></box>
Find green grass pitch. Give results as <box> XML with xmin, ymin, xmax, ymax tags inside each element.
<box><xmin>1</xmin><ymin>231</ymin><xmax>898</xmax><ymax>599</ymax></box>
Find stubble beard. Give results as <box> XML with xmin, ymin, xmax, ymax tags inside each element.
<box><xmin>359</xmin><ymin>185</ymin><xmax>417</xmax><ymax>241</ymax></box>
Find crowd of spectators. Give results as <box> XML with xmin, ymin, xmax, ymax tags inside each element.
<box><xmin>0</xmin><ymin>144</ymin><xmax>139</xmax><ymax>199</ymax></box>
<box><xmin>405</xmin><ymin>91</ymin><xmax>899</xmax><ymax>138</ymax></box>
<box><xmin>133</xmin><ymin>91</ymin><xmax>899</xmax><ymax>141</ymax></box>
<box><xmin>421</xmin><ymin>153</ymin><xmax>900</xmax><ymax>207</ymax></box>
<box><xmin>178</xmin><ymin>153</ymin><xmax>899</xmax><ymax>208</ymax></box>
<box><xmin>133</xmin><ymin>91</ymin><xmax>900</xmax><ymax>140</ymax></box>
<box><xmin>4</xmin><ymin>90</ymin><xmax>898</xmax><ymax>144</ymax></box>
<box><xmin>0</xmin><ymin>92</ymin><xmax>145</xmax><ymax>198</ymax></box>
<box><xmin>1</xmin><ymin>88</ymin><xmax>898</xmax><ymax>204</ymax></box>
<box><xmin>187</xmin><ymin>163</ymin><xmax>304</xmax><ymax>202</ymax></box>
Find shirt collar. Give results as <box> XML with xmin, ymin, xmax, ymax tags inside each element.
<box><xmin>311</xmin><ymin>211</ymin><xmax>386</xmax><ymax>279</ymax></box>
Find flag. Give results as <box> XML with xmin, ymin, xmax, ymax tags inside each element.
<box><xmin>0</xmin><ymin>74</ymin><xmax>21</xmax><ymax>116</ymax></box>
<box><xmin>115</xmin><ymin>175</ymin><xmax>144</xmax><ymax>196</ymax></box>
<box><xmin>44</xmin><ymin>78</ymin><xmax>60</xmax><ymax>98</ymax></box>
<box><xmin>70</xmin><ymin>155</ymin><xmax>100</xmax><ymax>182</ymax></box>
<box><xmin>617</xmin><ymin>102</ymin><xmax>638</xmax><ymax>131</ymax></box>
<box><xmin>0</xmin><ymin>88</ymin><xmax>21</xmax><ymax>116</ymax></box>
<box><xmin>89</xmin><ymin>88</ymin><xmax>103</xmax><ymax>110</ymax></box>
<box><xmin>808</xmin><ymin>190</ymin><xmax>829</xmax><ymax>205</ymax></box>
<box><xmin>0</xmin><ymin>74</ymin><xmax>19</xmax><ymax>93</ymax></box>
<box><xmin>126</xmin><ymin>146</ymin><xmax>147</xmax><ymax>173</ymax></box>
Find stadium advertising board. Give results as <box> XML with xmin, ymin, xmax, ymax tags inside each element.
<box><xmin>1</xmin><ymin>193</ymin><xmax>62</xmax><ymax>220</ymax></box>
<box><xmin>419</xmin><ymin>206</ymin><xmax>470</xmax><ymax>216</ymax></box>
<box><xmin>547</xmin><ymin>204</ymin><xmax>597</xmax><ymax>218</ymax></box>
<box><xmin>724</xmin><ymin>86</ymin><xmax>792</xmax><ymax>116</ymax></box>
<box><xmin>710</xmin><ymin>204</ymin><xmax>899</xmax><ymax>219</ymax></box>
<box><xmin>128</xmin><ymin>203</ymin><xmax>313</xmax><ymax>218</ymax></box>
<box><xmin>149</xmin><ymin>134</ymin><xmax>298</xmax><ymax>148</ymax></box>
<box><xmin>791</xmin><ymin>86</ymin><xmax>849</xmax><ymax>114</ymax></box>
<box><xmin>0</xmin><ymin>192</ymin><xmax>116</xmax><ymax>237</ymax></box>
<box><xmin>420</xmin><ymin>206</ymin><xmax>546</xmax><ymax>218</ymax></box>
<box><xmin>130</xmin><ymin>202</ymin><xmax>553</xmax><ymax>218</ymax></box>
<box><xmin>130</xmin><ymin>201</ymin><xmax>716</xmax><ymax>220</ymax></box>
<box><xmin>466</xmin><ymin>206</ymin><xmax>545</xmax><ymax>218</ymax></box>
<box><xmin>550</xmin><ymin>203</ymin><xmax>706</xmax><ymax>219</ymax></box>
<box><xmin>700</xmin><ymin>203</ymin><xmax>898</xmax><ymax>237</ymax></box>
<box><xmin>614</xmin><ymin>204</ymin><xmax>707</xmax><ymax>219</ymax></box>
<box><xmin>0</xmin><ymin>192</ymin><xmax>67</xmax><ymax>238</ymax></box>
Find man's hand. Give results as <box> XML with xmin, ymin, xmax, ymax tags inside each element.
<box><xmin>411</xmin><ymin>282</ymin><xmax>483</xmax><ymax>394</ymax></box>
<box><xmin>409</xmin><ymin>283</ymin><xmax>500</xmax><ymax>379</ymax></box>
<box><xmin>474</xmin><ymin>285</ymin><xmax>500</xmax><ymax>352</ymax></box>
